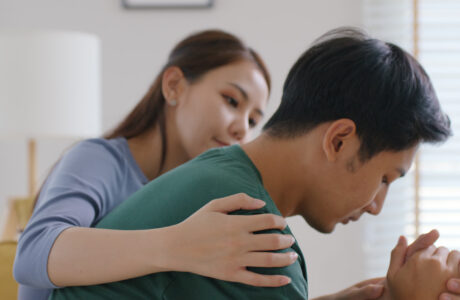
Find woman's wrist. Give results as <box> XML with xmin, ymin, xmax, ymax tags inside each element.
<box><xmin>145</xmin><ymin>224</ymin><xmax>181</xmax><ymax>273</ymax></box>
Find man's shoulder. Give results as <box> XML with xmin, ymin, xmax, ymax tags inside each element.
<box><xmin>96</xmin><ymin>146</ymin><xmax>264</xmax><ymax>230</ymax></box>
<box><xmin>175</xmin><ymin>146</ymin><xmax>256</xmax><ymax>175</ymax></box>
<box><xmin>154</xmin><ymin>145</ymin><xmax>264</xmax><ymax>199</ymax></box>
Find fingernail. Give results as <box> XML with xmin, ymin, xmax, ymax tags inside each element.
<box><xmin>448</xmin><ymin>280</ymin><xmax>459</xmax><ymax>290</ymax></box>
<box><xmin>440</xmin><ymin>295</ymin><xmax>452</xmax><ymax>300</ymax></box>
<box><xmin>289</xmin><ymin>235</ymin><xmax>295</xmax><ymax>245</ymax></box>
<box><xmin>281</xmin><ymin>277</ymin><xmax>291</xmax><ymax>284</ymax></box>
<box><xmin>290</xmin><ymin>252</ymin><xmax>298</xmax><ymax>260</ymax></box>
<box><xmin>397</xmin><ymin>236</ymin><xmax>404</xmax><ymax>245</ymax></box>
<box><xmin>255</xmin><ymin>199</ymin><xmax>266</xmax><ymax>206</ymax></box>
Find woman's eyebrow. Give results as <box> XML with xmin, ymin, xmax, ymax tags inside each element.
<box><xmin>226</xmin><ymin>82</ymin><xmax>264</xmax><ymax>117</ymax></box>
<box><xmin>227</xmin><ymin>82</ymin><xmax>248</xmax><ymax>101</ymax></box>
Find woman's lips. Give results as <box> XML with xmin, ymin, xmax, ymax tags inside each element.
<box><xmin>214</xmin><ymin>138</ymin><xmax>230</xmax><ymax>147</ymax></box>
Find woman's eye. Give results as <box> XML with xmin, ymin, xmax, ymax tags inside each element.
<box><xmin>249</xmin><ymin>118</ymin><xmax>257</xmax><ymax>128</ymax></box>
<box><xmin>224</xmin><ymin>95</ymin><xmax>239</xmax><ymax>108</ymax></box>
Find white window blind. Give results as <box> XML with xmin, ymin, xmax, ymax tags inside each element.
<box><xmin>363</xmin><ymin>0</ymin><xmax>460</xmax><ymax>278</ymax></box>
<box><xmin>418</xmin><ymin>0</ymin><xmax>460</xmax><ymax>249</ymax></box>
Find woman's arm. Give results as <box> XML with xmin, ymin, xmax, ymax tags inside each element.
<box><xmin>47</xmin><ymin>226</ymin><xmax>170</xmax><ymax>286</ymax></box>
<box><xmin>14</xmin><ymin>139</ymin><xmax>132</xmax><ymax>289</ymax></box>
<box><xmin>48</xmin><ymin>194</ymin><xmax>297</xmax><ymax>287</ymax></box>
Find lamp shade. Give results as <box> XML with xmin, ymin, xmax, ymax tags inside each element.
<box><xmin>0</xmin><ymin>30</ymin><xmax>101</xmax><ymax>139</ymax></box>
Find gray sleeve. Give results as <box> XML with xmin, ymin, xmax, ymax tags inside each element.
<box><xmin>13</xmin><ymin>140</ymin><xmax>126</xmax><ymax>289</ymax></box>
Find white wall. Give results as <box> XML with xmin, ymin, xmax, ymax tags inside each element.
<box><xmin>0</xmin><ymin>0</ymin><xmax>367</xmax><ymax>297</ymax></box>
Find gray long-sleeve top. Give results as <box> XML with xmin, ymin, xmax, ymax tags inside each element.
<box><xmin>13</xmin><ymin>138</ymin><xmax>147</xmax><ymax>300</ymax></box>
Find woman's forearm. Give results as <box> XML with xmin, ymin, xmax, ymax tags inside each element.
<box><xmin>48</xmin><ymin>226</ymin><xmax>174</xmax><ymax>286</ymax></box>
<box><xmin>48</xmin><ymin>195</ymin><xmax>299</xmax><ymax>288</ymax></box>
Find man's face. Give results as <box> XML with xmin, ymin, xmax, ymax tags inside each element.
<box><xmin>302</xmin><ymin>145</ymin><xmax>418</xmax><ymax>233</ymax></box>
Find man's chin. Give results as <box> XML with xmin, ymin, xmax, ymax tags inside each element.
<box><xmin>306</xmin><ymin>218</ymin><xmax>335</xmax><ymax>234</ymax></box>
<box><xmin>319</xmin><ymin>224</ymin><xmax>335</xmax><ymax>234</ymax></box>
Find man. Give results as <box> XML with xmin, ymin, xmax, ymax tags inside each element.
<box><xmin>52</xmin><ymin>28</ymin><xmax>460</xmax><ymax>299</ymax></box>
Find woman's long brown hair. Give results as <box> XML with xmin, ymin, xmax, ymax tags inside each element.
<box><xmin>32</xmin><ymin>29</ymin><xmax>270</xmax><ymax>210</ymax></box>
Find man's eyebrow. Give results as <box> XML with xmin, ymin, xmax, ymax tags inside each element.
<box><xmin>227</xmin><ymin>82</ymin><xmax>264</xmax><ymax>117</ymax></box>
<box><xmin>397</xmin><ymin>168</ymin><xmax>406</xmax><ymax>178</ymax></box>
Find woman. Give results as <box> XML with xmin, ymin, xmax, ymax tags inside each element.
<box><xmin>14</xmin><ymin>30</ymin><xmax>297</xmax><ymax>300</ymax></box>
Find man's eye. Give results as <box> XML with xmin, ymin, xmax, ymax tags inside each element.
<box><xmin>249</xmin><ymin>118</ymin><xmax>257</xmax><ymax>128</ymax></box>
<box><xmin>224</xmin><ymin>95</ymin><xmax>238</xmax><ymax>108</ymax></box>
<box><xmin>382</xmin><ymin>176</ymin><xmax>389</xmax><ymax>185</ymax></box>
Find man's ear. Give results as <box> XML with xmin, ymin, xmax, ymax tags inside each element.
<box><xmin>161</xmin><ymin>66</ymin><xmax>186</xmax><ymax>105</ymax></box>
<box><xmin>322</xmin><ymin>119</ymin><xmax>357</xmax><ymax>162</ymax></box>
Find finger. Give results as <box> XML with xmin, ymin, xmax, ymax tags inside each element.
<box><xmin>240</xmin><ymin>214</ymin><xmax>288</xmax><ymax>232</ymax></box>
<box><xmin>354</xmin><ymin>277</ymin><xmax>386</xmax><ymax>288</ymax></box>
<box><xmin>447</xmin><ymin>250</ymin><xmax>460</xmax><ymax>270</ymax></box>
<box><xmin>205</xmin><ymin>193</ymin><xmax>266</xmax><ymax>213</ymax></box>
<box><xmin>440</xmin><ymin>292</ymin><xmax>460</xmax><ymax>300</ymax></box>
<box><xmin>344</xmin><ymin>284</ymin><xmax>384</xmax><ymax>299</ymax></box>
<box><xmin>388</xmin><ymin>236</ymin><xmax>408</xmax><ymax>277</ymax></box>
<box><xmin>247</xmin><ymin>233</ymin><xmax>295</xmax><ymax>251</ymax></box>
<box><xmin>418</xmin><ymin>245</ymin><xmax>437</xmax><ymax>258</ymax></box>
<box><xmin>243</xmin><ymin>251</ymin><xmax>298</xmax><ymax>268</ymax></box>
<box><xmin>406</xmin><ymin>229</ymin><xmax>440</xmax><ymax>258</ymax></box>
<box><xmin>447</xmin><ymin>278</ymin><xmax>460</xmax><ymax>294</ymax></box>
<box><xmin>433</xmin><ymin>246</ymin><xmax>450</xmax><ymax>260</ymax></box>
<box><xmin>236</xmin><ymin>270</ymin><xmax>291</xmax><ymax>287</ymax></box>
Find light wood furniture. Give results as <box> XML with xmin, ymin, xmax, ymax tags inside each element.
<box><xmin>1</xmin><ymin>196</ymin><xmax>34</xmax><ymax>242</ymax></box>
<box><xmin>0</xmin><ymin>241</ymin><xmax>18</xmax><ymax>299</ymax></box>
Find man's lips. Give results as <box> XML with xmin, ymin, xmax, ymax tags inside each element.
<box><xmin>341</xmin><ymin>215</ymin><xmax>360</xmax><ymax>225</ymax></box>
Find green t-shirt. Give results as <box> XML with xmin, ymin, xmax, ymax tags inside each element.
<box><xmin>51</xmin><ymin>145</ymin><xmax>308</xmax><ymax>300</ymax></box>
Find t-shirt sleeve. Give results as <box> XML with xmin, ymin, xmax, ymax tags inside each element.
<box><xmin>13</xmin><ymin>140</ymin><xmax>126</xmax><ymax>289</ymax></box>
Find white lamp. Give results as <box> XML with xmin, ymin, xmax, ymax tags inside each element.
<box><xmin>0</xmin><ymin>30</ymin><xmax>101</xmax><ymax>197</ymax></box>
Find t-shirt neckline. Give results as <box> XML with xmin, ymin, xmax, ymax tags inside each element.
<box><xmin>118</xmin><ymin>137</ymin><xmax>149</xmax><ymax>185</ymax></box>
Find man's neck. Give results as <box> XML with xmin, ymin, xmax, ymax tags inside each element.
<box><xmin>241</xmin><ymin>133</ymin><xmax>316</xmax><ymax>218</ymax></box>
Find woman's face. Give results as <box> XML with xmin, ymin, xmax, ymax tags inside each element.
<box><xmin>172</xmin><ymin>60</ymin><xmax>269</xmax><ymax>159</ymax></box>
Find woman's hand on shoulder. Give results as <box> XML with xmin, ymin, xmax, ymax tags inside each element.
<box><xmin>161</xmin><ymin>193</ymin><xmax>298</xmax><ymax>287</ymax></box>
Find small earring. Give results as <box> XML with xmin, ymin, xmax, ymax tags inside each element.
<box><xmin>168</xmin><ymin>99</ymin><xmax>177</xmax><ymax>106</ymax></box>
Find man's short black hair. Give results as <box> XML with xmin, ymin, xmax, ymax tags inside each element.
<box><xmin>263</xmin><ymin>27</ymin><xmax>451</xmax><ymax>160</ymax></box>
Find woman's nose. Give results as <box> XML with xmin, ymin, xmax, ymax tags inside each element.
<box><xmin>230</xmin><ymin>115</ymin><xmax>250</xmax><ymax>142</ymax></box>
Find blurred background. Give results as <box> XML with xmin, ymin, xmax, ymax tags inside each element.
<box><xmin>0</xmin><ymin>0</ymin><xmax>458</xmax><ymax>298</ymax></box>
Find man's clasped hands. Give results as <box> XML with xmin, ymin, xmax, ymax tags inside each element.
<box><xmin>315</xmin><ymin>230</ymin><xmax>460</xmax><ymax>300</ymax></box>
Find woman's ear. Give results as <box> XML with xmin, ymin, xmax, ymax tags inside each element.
<box><xmin>161</xmin><ymin>66</ymin><xmax>186</xmax><ymax>106</ymax></box>
<box><xmin>322</xmin><ymin>119</ymin><xmax>357</xmax><ymax>162</ymax></box>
